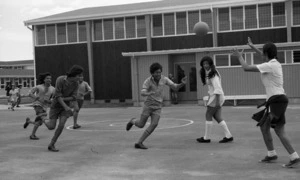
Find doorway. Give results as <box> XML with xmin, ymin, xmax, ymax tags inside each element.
<box><xmin>174</xmin><ymin>62</ymin><xmax>197</xmax><ymax>102</ymax></box>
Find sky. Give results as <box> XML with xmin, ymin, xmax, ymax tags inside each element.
<box><xmin>0</xmin><ymin>0</ymin><xmax>159</xmax><ymax>61</ymax></box>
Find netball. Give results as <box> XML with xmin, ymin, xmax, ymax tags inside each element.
<box><xmin>193</xmin><ymin>21</ymin><xmax>209</xmax><ymax>37</ymax></box>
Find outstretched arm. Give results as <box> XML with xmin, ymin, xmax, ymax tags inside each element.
<box><xmin>232</xmin><ymin>48</ymin><xmax>259</xmax><ymax>72</ymax></box>
<box><xmin>247</xmin><ymin>37</ymin><xmax>263</xmax><ymax>56</ymax></box>
<box><xmin>171</xmin><ymin>76</ymin><xmax>186</xmax><ymax>91</ymax></box>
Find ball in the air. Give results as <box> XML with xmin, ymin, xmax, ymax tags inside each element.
<box><xmin>193</xmin><ymin>22</ymin><xmax>209</xmax><ymax>37</ymax></box>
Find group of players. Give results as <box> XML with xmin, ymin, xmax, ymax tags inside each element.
<box><xmin>22</xmin><ymin>37</ymin><xmax>299</xmax><ymax>168</ymax></box>
<box><xmin>23</xmin><ymin>65</ymin><xmax>91</xmax><ymax>152</ymax></box>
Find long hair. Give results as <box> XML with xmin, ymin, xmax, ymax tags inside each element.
<box><xmin>38</xmin><ymin>72</ymin><xmax>51</xmax><ymax>84</ymax></box>
<box><xmin>200</xmin><ymin>56</ymin><xmax>219</xmax><ymax>85</ymax></box>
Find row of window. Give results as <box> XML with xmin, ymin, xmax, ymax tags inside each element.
<box><xmin>36</xmin><ymin>22</ymin><xmax>87</xmax><ymax>45</ymax></box>
<box><xmin>35</xmin><ymin>1</ymin><xmax>300</xmax><ymax>45</ymax></box>
<box><xmin>214</xmin><ymin>50</ymin><xmax>300</xmax><ymax>67</ymax></box>
<box><xmin>0</xmin><ymin>78</ymin><xmax>34</xmax><ymax>89</ymax></box>
<box><xmin>0</xmin><ymin>66</ymin><xmax>24</xmax><ymax>69</ymax></box>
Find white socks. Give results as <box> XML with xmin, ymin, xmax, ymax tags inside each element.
<box><xmin>204</xmin><ymin>121</ymin><xmax>213</xmax><ymax>140</ymax></box>
<box><xmin>219</xmin><ymin>120</ymin><xmax>232</xmax><ymax>138</ymax></box>
<box><xmin>289</xmin><ymin>152</ymin><xmax>299</xmax><ymax>161</ymax></box>
<box><xmin>267</xmin><ymin>150</ymin><xmax>277</xmax><ymax>157</ymax></box>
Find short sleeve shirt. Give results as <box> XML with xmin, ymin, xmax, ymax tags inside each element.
<box><xmin>256</xmin><ymin>59</ymin><xmax>285</xmax><ymax>100</ymax></box>
<box><xmin>30</xmin><ymin>84</ymin><xmax>55</xmax><ymax>109</ymax></box>
<box><xmin>51</xmin><ymin>75</ymin><xmax>79</xmax><ymax>108</ymax></box>
<box><xmin>76</xmin><ymin>81</ymin><xmax>92</xmax><ymax>100</ymax></box>
<box><xmin>142</xmin><ymin>75</ymin><xmax>175</xmax><ymax>104</ymax></box>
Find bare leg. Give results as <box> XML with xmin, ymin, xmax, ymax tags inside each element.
<box><xmin>48</xmin><ymin>116</ymin><xmax>68</xmax><ymax>151</ymax></box>
<box><xmin>260</xmin><ymin>116</ymin><xmax>274</xmax><ymax>151</ymax></box>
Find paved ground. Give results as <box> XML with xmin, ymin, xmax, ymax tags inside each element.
<box><xmin>1</xmin><ymin>104</ymin><xmax>300</xmax><ymax>180</ymax></box>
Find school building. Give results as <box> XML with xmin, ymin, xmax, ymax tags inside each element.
<box><xmin>24</xmin><ymin>0</ymin><xmax>300</xmax><ymax>106</ymax></box>
<box><xmin>0</xmin><ymin>60</ymin><xmax>35</xmax><ymax>89</ymax></box>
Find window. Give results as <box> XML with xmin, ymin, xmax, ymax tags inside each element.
<box><xmin>231</xmin><ymin>6</ymin><xmax>244</xmax><ymax>30</ymax></box>
<box><xmin>67</xmin><ymin>22</ymin><xmax>77</xmax><ymax>43</ymax></box>
<box><xmin>218</xmin><ymin>8</ymin><xmax>230</xmax><ymax>31</ymax></box>
<box><xmin>78</xmin><ymin>21</ymin><xmax>86</xmax><ymax>42</ymax></box>
<box><xmin>94</xmin><ymin>20</ymin><xmax>103</xmax><ymax>41</ymax></box>
<box><xmin>46</xmin><ymin>24</ymin><xmax>56</xmax><ymax>44</ymax></box>
<box><xmin>293</xmin><ymin>50</ymin><xmax>300</xmax><ymax>63</ymax></box>
<box><xmin>188</xmin><ymin>11</ymin><xmax>199</xmax><ymax>34</ymax></box>
<box><xmin>103</xmin><ymin>19</ymin><xmax>113</xmax><ymax>40</ymax></box>
<box><xmin>36</xmin><ymin>25</ymin><xmax>46</xmax><ymax>45</ymax></box>
<box><xmin>245</xmin><ymin>5</ymin><xmax>257</xmax><ymax>29</ymax></box>
<box><xmin>137</xmin><ymin>16</ymin><xmax>146</xmax><ymax>37</ymax></box>
<box><xmin>201</xmin><ymin>9</ymin><xmax>212</xmax><ymax>32</ymax></box>
<box><xmin>215</xmin><ymin>54</ymin><xmax>229</xmax><ymax>66</ymax></box>
<box><xmin>125</xmin><ymin>17</ymin><xmax>136</xmax><ymax>38</ymax></box>
<box><xmin>230</xmin><ymin>55</ymin><xmax>241</xmax><ymax>66</ymax></box>
<box><xmin>153</xmin><ymin>14</ymin><xmax>163</xmax><ymax>36</ymax></box>
<box><xmin>253</xmin><ymin>53</ymin><xmax>263</xmax><ymax>64</ymax></box>
<box><xmin>277</xmin><ymin>51</ymin><xmax>285</xmax><ymax>63</ymax></box>
<box><xmin>273</xmin><ymin>2</ymin><xmax>285</xmax><ymax>27</ymax></box>
<box><xmin>293</xmin><ymin>1</ymin><xmax>300</xmax><ymax>25</ymax></box>
<box><xmin>164</xmin><ymin>13</ymin><xmax>175</xmax><ymax>35</ymax></box>
<box><xmin>114</xmin><ymin>18</ymin><xmax>125</xmax><ymax>39</ymax></box>
<box><xmin>176</xmin><ymin>12</ymin><xmax>187</xmax><ymax>34</ymax></box>
<box><xmin>57</xmin><ymin>23</ymin><xmax>66</xmax><ymax>44</ymax></box>
<box><xmin>258</xmin><ymin>4</ymin><xmax>271</xmax><ymax>28</ymax></box>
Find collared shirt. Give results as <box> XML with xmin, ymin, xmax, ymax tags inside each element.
<box><xmin>76</xmin><ymin>81</ymin><xmax>92</xmax><ymax>100</ymax></box>
<box><xmin>256</xmin><ymin>59</ymin><xmax>285</xmax><ymax>100</ymax></box>
<box><xmin>30</xmin><ymin>84</ymin><xmax>55</xmax><ymax>110</ymax></box>
<box><xmin>142</xmin><ymin>75</ymin><xmax>175</xmax><ymax>106</ymax></box>
<box><xmin>9</xmin><ymin>89</ymin><xmax>19</xmax><ymax>102</ymax></box>
<box><xmin>51</xmin><ymin>75</ymin><xmax>79</xmax><ymax>108</ymax></box>
<box><xmin>205</xmin><ymin>70</ymin><xmax>225</xmax><ymax>106</ymax></box>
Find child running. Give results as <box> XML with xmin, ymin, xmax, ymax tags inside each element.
<box><xmin>8</xmin><ymin>84</ymin><xmax>19</xmax><ymax>111</ymax></box>
<box><xmin>197</xmin><ymin>56</ymin><xmax>234</xmax><ymax>143</ymax></box>
<box><xmin>23</xmin><ymin>72</ymin><xmax>55</xmax><ymax>140</ymax></box>
<box><xmin>231</xmin><ymin>37</ymin><xmax>300</xmax><ymax>168</ymax></box>
<box><xmin>126</xmin><ymin>62</ymin><xmax>186</xmax><ymax>149</ymax></box>
<box><xmin>43</xmin><ymin>65</ymin><xmax>83</xmax><ymax>152</ymax></box>
<box><xmin>72</xmin><ymin>74</ymin><xmax>92</xmax><ymax>129</ymax></box>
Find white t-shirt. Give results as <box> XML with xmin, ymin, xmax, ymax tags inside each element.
<box><xmin>206</xmin><ymin>70</ymin><xmax>225</xmax><ymax>107</ymax></box>
<box><xmin>256</xmin><ymin>59</ymin><xmax>285</xmax><ymax>100</ymax></box>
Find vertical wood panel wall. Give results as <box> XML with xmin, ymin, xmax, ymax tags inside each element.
<box><xmin>35</xmin><ymin>44</ymin><xmax>89</xmax><ymax>86</ymax></box>
<box><xmin>93</xmin><ymin>39</ymin><xmax>147</xmax><ymax>100</ymax></box>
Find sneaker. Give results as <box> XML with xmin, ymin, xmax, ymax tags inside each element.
<box><xmin>48</xmin><ymin>145</ymin><xmax>59</xmax><ymax>152</ymax></box>
<box><xmin>134</xmin><ymin>143</ymin><xmax>148</xmax><ymax>149</ymax></box>
<box><xmin>259</xmin><ymin>155</ymin><xmax>278</xmax><ymax>163</ymax></box>
<box><xmin>283</xmin><ymin>158</ymin><xmax>300</xmax><ymax>168</ymax></box>
<box><xmin>30</xmin><ymin>135</ymin><xmax>39</xmax><ymax>140</ymax></box>
<box><xmin>126</xmin><ymin>118</ymin><xmax>135</xmax><ymax>131</ymax></box>
<box><xmin>73</xmin><ymin>124</ymin><xmax>81</xmax><ymax>129</ymax></box>
<box><xmin>196</xmin><ymin>137</ymin><xmax>211</xmax><ymax>143</ymax></box>
<box><xmin>23</xmin><ymin>117</ymin><xmax>30</xmax><ymax>129</ymax></box>
<box><xmin>219</xmin><ymin>137</ymin><xmax>234</xmax><ymax>143</ymax></box>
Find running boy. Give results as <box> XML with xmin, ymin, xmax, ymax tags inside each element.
<box><xmin>231</xmin><ymin>37</ymin><xmax>300</xmax><ymax>168</ymax></box>
<box><xmin>44</xmin><ymin>65</ymin><xmax>83</xmax><ymax>152</ymax></box>
<box><xmin>126</xmin><ymin>62</ymin><xmax>186</xmax><ymax>149</ymax></box>
<box><xmin>23</xmin><ymin>72</ymin><xmax>55</xmax><ymax>140</ymax></box>
<box><xmin>72</xmin><ymin>74</ymin><xmax>92</xmax><ymax>129</ymax></box>
<box><xmin>9</xmin><ymin>84</ymin><xmax>19</xmax><ymax>111</ymax></box>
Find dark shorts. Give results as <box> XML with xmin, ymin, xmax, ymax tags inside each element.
<box><xmin>141</xmin><ymin>105</ymin><xmax>162</xmax><ymax>117</ymax></box>
<box><xmin>269</xmin><ymin>95</ymin><xmax>288</xmax><ymax>128</ymax></box>
<box><xmin>33</xmin><ymin>106</ymin><xmax>46</xmax><ymax>116</ymax></box>
<box><xmin>49</xmin><ymin>107</ymin><xmax>73</xmax><ymax>120</ymax></box>
<box><xmin>77</xmin><ymin>99</ymin><xmax>84</xmax><ymax>109</ymax></box>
